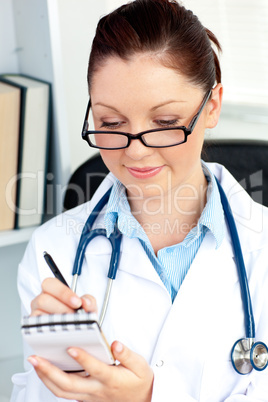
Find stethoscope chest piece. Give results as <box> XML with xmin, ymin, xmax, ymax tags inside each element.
<box><xmin>250</xmin><ymin>342</ymin><xmax>268</xmax><ymax>371</ymax></box>
<box><xmin>231</xmin><ymin>338</ymin><xmax>268</xmax><ymax>375</ymax></box>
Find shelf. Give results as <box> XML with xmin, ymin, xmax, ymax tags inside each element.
<box><xmin>0</xmin><ymin>226</ymin><xmax>37</xmax><ymax>248</ymax></box>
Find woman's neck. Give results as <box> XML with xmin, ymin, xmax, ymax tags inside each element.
<box><xmin>126</xmin><ymin>171</ymin><xmax>208</xmax><ymax>254</ymax></box>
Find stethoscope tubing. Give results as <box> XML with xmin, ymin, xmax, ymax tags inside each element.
<box><xmin>215</xmin><ymin>178</ymin><xmax>255</xmax><ymax>339</ymax></box>
<box><xmin>71</xmin><ymin>186</ymin><xmax>122</xmax><ymax>324</ymax></box>
<box><xmin>72</xmin><ymin>187</ymin><xmax>112</xmax><ymax>280</ymax></box>
<box><xmin>72</xmin><ymin>178</ymin><xmax>255</xmax><ymax>343</ymax></box>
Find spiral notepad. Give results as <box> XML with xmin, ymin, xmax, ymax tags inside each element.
<box><xmin>21</xmin><ymin>311</ymin><xmax>114</xmax><ymax>371</ymax></box>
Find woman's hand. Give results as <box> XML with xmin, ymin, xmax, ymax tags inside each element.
<box><xmin>28</xmin><ymin>340</ymin><xmax>153</xmax><ymax>402</ymax></box>
<box><xmin>30</xmin><ymin>277</ymin><xmax>97</xmax><ymax>315</ymax></box>
<box><xmin>29</xmin><ymin>279</ymin><xmax>153</xmax><ymax>400</ymax></box>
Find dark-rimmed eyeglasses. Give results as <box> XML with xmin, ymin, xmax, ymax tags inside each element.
<box><xmin>81</xmin><ymin>90</ymin><xmax>212</xmax><ymax>150</ymax></box>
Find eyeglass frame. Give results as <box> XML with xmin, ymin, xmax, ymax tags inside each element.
<box><xmin>81</xmin><ymin>89</ymin><xmax>212</xmax><ymax>150</ymax></box>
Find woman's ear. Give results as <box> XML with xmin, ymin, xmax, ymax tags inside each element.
<box><xmin>205</xmin><ymin>83</ymin><xmax>223</xmax><ymax>129</ymax></box>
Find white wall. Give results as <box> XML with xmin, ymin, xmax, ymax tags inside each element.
<box><xmin>56</xmin><ymin>0</ymin><xmax>105</xmax><ymax>174</ymax></box>
<box><xmin>0</xmin><ymin>0</ymin><xmax>19</xmax><ymax>74</ymax></box>
<box><xmin>56</xmin><ymin>0</ymin><xmax>127</xmax><ymax>175</ymax></box>
<box><xmin>183</xmin><ymin>0</ymin><xmax>268</xmax><ymax>107</ymax></box>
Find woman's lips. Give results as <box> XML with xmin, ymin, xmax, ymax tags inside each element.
<box><xmin>126</xmin><ymin>166</ymin><xmax>164</xmax><ymax>179</ymax></box>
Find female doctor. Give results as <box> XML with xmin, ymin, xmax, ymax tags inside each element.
<box><xmin>11</xmin><ymin>0</ymin><xmax>268</xmax><ymax>401</ymax></box>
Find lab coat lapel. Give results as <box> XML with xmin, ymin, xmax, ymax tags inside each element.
<box><xmin>152</xmin><ymin>230</ymin><xmax>242</xmax><ymax>359</ymax></box>
<box><xmin>84</xmin><ymin>231</ymin><xmax>167</xmax><ymax>291</ymax></box>
<box><xmin>174</xmin><ymin>230</ymin><xmax>237</xmax><ymax>305</ymax></box>
<box><xmin>118</xmin><ymin>235</ymin><xmax>168</xmax><ymax>290</ymax></box>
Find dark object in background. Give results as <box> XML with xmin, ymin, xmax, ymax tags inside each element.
<box><xmin>203</xmin><ymin>140</ymin><xmax>268</xmax><ymax>207</ymax></box>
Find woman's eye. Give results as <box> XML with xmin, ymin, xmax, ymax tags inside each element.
<box><xmin>100</xmin><ymin>121</ymin><xmax>122</xmax><ymax>130</ymax></box>
<box><xmin>156</xmin><ymin>119</ymin><xmax>180</xmax><ymax>127</ymax></box>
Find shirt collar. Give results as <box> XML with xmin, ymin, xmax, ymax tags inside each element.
<box><xmin>184</xmin><ymin>161</ymin><xmax>225</xmax><ymax>249</ymax></box>
<box><xmin>104</xmin><ymin>180</ymin><xmax>148</xmax><ymax>242</ymax></box>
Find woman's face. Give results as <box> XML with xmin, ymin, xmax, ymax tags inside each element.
<box><xmin>90</xmin><ymin>54</ymin><xmax>220</xmax><ymax>202</ymax></box>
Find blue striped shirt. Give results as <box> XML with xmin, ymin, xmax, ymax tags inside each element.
<box><xmin>104</xmin><ymin>162</ymin><xmax>225</xmax><ymax>301</ymax></box>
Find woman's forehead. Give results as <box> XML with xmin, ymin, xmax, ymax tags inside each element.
<box><xmin>90</xmin><ymin>54</ymin><xmax>196</xmax><ymax>98</ymax></box>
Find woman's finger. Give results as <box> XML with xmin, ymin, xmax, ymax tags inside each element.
<box><xmin>42</xmin><ymin>277</ymin><xmax>82</xmax><ymax>308</ymax></box>
<box><xmin>30</xmin><ymin>292</ymin><xmax>79</xmax><ymax>315</ymax></box>
<box><xmin>28</xmin><ymin>355</ymin><xmax>100</xmax><ymax>400</ymax></box>
<box><xmin>67</xmin><ymin>347</ymin><xmax>113</xmax><ymax>384</ymax></box>
<box><xmin>81</xmin><ymin>294</ymin><xmax>98</xmax><ymax>313</ymax></box>
<box><xmin>112</xmin><ymin>341</ymin><xmax>153</xmax><ymax>379</ymax></box>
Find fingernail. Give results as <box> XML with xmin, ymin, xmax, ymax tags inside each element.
<box><xmin>68</xmin><ymin>348</ymin><xmax>78</xmax><ymax>358</ymax></box>
<box><xmin>115</xmin><ymin>342</ymin><xmax>123</xmax><ymax>353</ymax></box>
<box><xmin>28</xmin><ymin>356</ymin><xmax>39</xmax><ymax>367</ymax></box>
<box><xmin>70</xmin><ymin>296</ymin><xmax>81</xmax><ymax>308</ymax></box>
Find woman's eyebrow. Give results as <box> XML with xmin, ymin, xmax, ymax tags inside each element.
<box><xmin>93</xmin><ymin>102</ymin><xmax>120</xmax><ymax>112</ymax></box>
<box><xmin>151</xmin><ymin>100</ymin><xmax>187</xmax><ymax>111</ymax></box>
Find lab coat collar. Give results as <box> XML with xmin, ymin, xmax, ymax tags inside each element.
<box><xmin>71</xmin><ymin>164</ymin><xmax>267</xmax><ymax>251</ymax></box>
<box><xmin>172</xmin><ymin>229</ymin><xmax>237</xmax><ymax>305</ymax></box>
<box><xmin>84</xmin><ymin>216</ymin><xmax>236</xmax><ymax>300</ymax></box>
<box><xmin>82</xmin><ymin>163</ymin><xmax>267</xmax><ymax>266</ymax></box>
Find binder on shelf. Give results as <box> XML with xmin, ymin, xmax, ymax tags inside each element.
<box><xmin>0</xmin><ymin>74</ymin><xmax>51</xmax><ymax>229</ymax></box>
<box><xmin>21</xmin><ymin>312</ymin><xmax>115</xmax><ymax>371</ymax></box>
<box><xmin>0</xmin><ymin>82</ymin><xmax>21</xmax><ymax>231</ymax></box>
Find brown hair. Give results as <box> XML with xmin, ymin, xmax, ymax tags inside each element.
<box><xmin>88</xmin><ymin>0</ymin><xmax>221</xmax><ymax>93</ymax></box>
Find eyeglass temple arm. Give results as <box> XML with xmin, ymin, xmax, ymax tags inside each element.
<box><xmin>187</xmin><ymin>90</ymin><xmax>212</xmax><ymax>133</ymax></box>
<box><xmin>82</xmin><ymin>98</ymin><xmax>92</xmax><ymax>136</ymax></box>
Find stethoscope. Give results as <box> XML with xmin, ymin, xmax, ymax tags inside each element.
<box><xmin>71</xmin><ymin>177</ymin><xmax>268</xmax><ymax>375</ymax></box>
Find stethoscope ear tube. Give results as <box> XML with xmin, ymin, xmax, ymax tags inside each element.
<box><xmin>107</xmin><ymin>224</ymin><xmax>122</xmax><ymax>280</ymax></box>
<box><xmin>215</xmin><ymin>178</ymin><xmax>255</xmax><ymax>340</ymax></box>
<box><xmin>99</xmin><ymin>224</ymin><xmax>123</xmax><ymax>327</ymax></box>
<box><xmin>71</xmin><ymin>186</ymin><xmax>123</xmax><ymax>325</ymax></box>
<box><xmin>72</xmin><ymin>187</ymin><xmax>113</xmax><ymax>281</ymax></box>
<box><xmin>71</xmin><ymin>228</ymin><xmax>107</xmax><ymax>292</ymax></box>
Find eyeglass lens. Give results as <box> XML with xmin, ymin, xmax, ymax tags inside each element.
<box><xmin>87</xmin><ymin>129</ymin><xmax>186</xmax><ymax>149</ymax></box>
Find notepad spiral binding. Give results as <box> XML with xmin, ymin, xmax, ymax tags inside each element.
<box><xmin>21</xmin><ymin>312</ymin><xmax>98</xmax><ymax>335</ymax></box>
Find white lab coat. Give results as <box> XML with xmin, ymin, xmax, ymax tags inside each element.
<box><xmin>11</xmin><ymin>163</ymin><xmax>268</xmax><ymax>402</ymax></box>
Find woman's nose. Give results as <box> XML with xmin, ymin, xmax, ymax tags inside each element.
<box><xmin>124</xmin><ymin>135</ymin><xmax>154</xmax><ymax>160</ymax></box>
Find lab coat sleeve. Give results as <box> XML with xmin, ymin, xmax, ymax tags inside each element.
<box><xmin>10</xmin><ymin>230</ymin><xmax>75</xmax><ymax>402</ymax></box>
